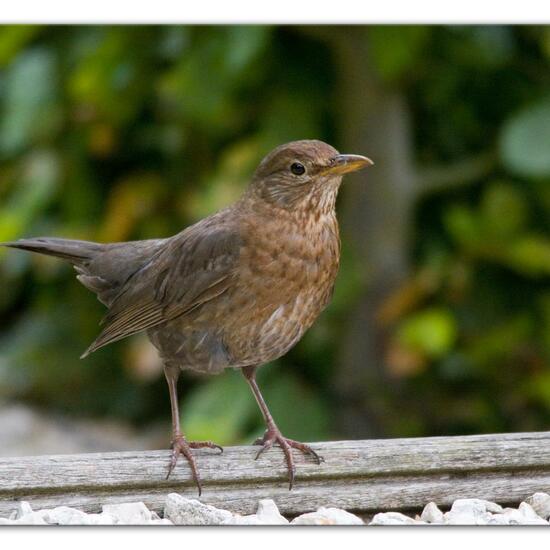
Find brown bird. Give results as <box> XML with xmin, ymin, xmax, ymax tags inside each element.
<box><xmin>2</xmin><ymin>140</ymin><xmax>372</xmax><ymax>493</ymax></box>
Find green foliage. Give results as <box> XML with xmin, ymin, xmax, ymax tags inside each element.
<box><xmin>397</xmin><ymin>308</ymin><xmax>457</xmax><ymax>359</ymax></box>
<box><xmin>481</xmin><ymin>182</ymin><xmax>528</xmax><ymax>238</ymax></box>
<box><xmin>500</xmin><ymin>97</ymin><xmax>550</xmax><ymax>177</ymax></box>
<box><xmin>370</xmin><ymin>26</ymin><xmax>429</xmax><ymax>84</ymax></box>
<box><xmin>441</xmin><ymin>178</ymin><xmax>550</xmax><ymax>277</ymax></box>
<box><xmin>257</xmin><ymin>368</ymin><xmax>331</xmax><ymax>441</ymax></box>
<box><xmin>181</xmin><ymin>370</ymin><xmax>256</xmax><ymax>445</ymax></box>
<box><xmin>0</xmin><ymin>48</ymin><xmax>59</xmax><ymax>155</ymax></box>
<box><xmin>0</xmin><ymin>26</ymin><xmax>40</xmax><ymax>67</ymax></box>
<box><xmin>181</xmin><ymin>367</ymin><xmax>331</xmax><ymax>444</ymax></box>
<box><xmin>0</xmin><ymin>150</ymin><xmax>60</xmax><ymax>241</ymax></box>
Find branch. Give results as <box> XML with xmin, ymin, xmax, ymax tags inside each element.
<box><xmin>414</xmin><ymin>151</ymin><xmax>497</xmax><ymax>195</ymax></box>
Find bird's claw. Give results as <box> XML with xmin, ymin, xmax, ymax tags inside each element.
<box><xmin>253</xmin><ymin>429</ymin><xmax>324</xmax><ymax>490</ymax></box>
<box><xmin>166</xmin><ymin>434</ymin><xmax>224</xmax><ymax>496</ymax></box>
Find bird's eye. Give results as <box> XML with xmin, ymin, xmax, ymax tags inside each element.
<box><xmin>290</xmin><ymin>162</ymin><xmax>306</xmax><ymax>176</ymax></box>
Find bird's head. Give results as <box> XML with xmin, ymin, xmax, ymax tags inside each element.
<box><xmin>248</xmin><ymin>140</ymin><xmax>373</xmax><ymax>213</ymax></box>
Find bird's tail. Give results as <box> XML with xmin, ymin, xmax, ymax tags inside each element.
<box><xmin>1</xmin><ymin>237</ymin><xmax>102</xmax><ymax>264</ymax></box>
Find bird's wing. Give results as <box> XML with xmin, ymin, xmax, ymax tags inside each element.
<box><xmin>81</xmin><ymin>222</ymin><xmax>242</xmax><ymax>357</ymax></box>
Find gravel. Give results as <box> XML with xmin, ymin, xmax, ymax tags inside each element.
<box><xmin>369</xmin><ymin>498</ymin><xmax>550</xmax><ymax>526</ymax></box>
<box><xmin>420</xmin><ymin>501</ymin><xmax>445</xmax><ymax>524</ymax></box>
<box><xmin>290</xmin><ymin>507</ymin><xmax>363</xmax><ymax>525</ymax></box>
<box><xmin>525</xmin><ymin>492</ymin><xmax>550</xmax><ymax>520</ymax></box>
<box><xmin>2</xmin><ymin>493</ymin><xmax>550</xmax><ymax>525</ymax></box>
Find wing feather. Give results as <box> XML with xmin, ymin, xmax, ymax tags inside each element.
<box><xmin>81</xmin><ymin>222</ymin><xmax>242</xmax><ymax>358</ymax></box>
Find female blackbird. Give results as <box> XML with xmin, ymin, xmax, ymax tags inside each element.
<box><xmin>3</xmin><ymin>140</ymin><xmax>372</xmax><ymax>494</ymax></box>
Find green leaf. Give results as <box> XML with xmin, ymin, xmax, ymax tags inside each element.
<box><xmin>224</xmin><ymin>26</ymin><xmax>270</xmax><ymax>74</ymax></box>
<box><xmin>189</xmin><ymin>137</ymin><xmax>261</xmax><ymax>219</ymax></box>
<box><xmin>526</xmin><ymin>371</ymin><xmax>550</xmax><ymax>409</ymax></box>
<box><xmin>369</xmin><ymin>26</ymin><xmax>429</xmax><ymax>83</ymax></box>
<box><xmin>444</xmin><ymin>204</ymin><xmax>482</xmax><ymax>250</ymax></box>
<box><xmin>0</xmin><ymin>150</ymin><xmax>60</xmax><ymax>242</ymax></box>
<box><xmin>259</xmin><ymin>370</ymin><xmax>331</xmax><ymax>441</ymax></box>
<box><xmin>505</xmin><ymin>235</ymin><xmax>550</xmax><ymax>276</ymax></box>
<box><xmin>465</xmin><ymin>315</ymin><xmax>532</xmax><ymax>368</ymax></box>
<box><xmin>453</xmin><ymin>26</ymin><xmax>513</xmax><ymax>68</ymax></box>
<box><xmin>0</xmin><ymin>25</ymin><xmax>41</xmax><ymax>67</ymax></box>
<box><xmin>499</xmin><ymin>97</ymin><xmax>550</xmax><ymax>177</ymax></box>
<box><xmin>260</xmin><ymin>93</ymin><xmax>322</xmax><ymax>147</ymax></box>
<box><xmin>397</xmin><ymin>308</ymin><xmax>457</xmax><ymax>359</ymax></box>
<box><xmin>480</xmin><ymin>181</ymin><xmax>528</xmax><ymax>239</ymax></box>
<box><xmin>0</xmin><ymin>47</ymin><xmax>58</xmax><ymax>154</ymax></box>
<box><xmin>158</xmin><ymin>27</ymin><xmax>269</xmax><ymax>133</ymax></box>
<box><xmin>181</xmin><ymin>370</ymin><xmax>256</xmax><ymax>445</ymax></box>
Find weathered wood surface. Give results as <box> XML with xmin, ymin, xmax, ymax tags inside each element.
<box><xmin>1</xmin><ymin>432</ymin><xmax>550</xmax><ymax>518</ymax></box>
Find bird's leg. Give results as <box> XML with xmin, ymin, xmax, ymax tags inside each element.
<box><xmin>164</xmin><ymin>364</ymin><xmax>223</xmax><ymax>496</ymax></box>
<box><xmin>241</xmin><ymin>365</ymin><xmax>323</xmax><ymax>489</ymax></box>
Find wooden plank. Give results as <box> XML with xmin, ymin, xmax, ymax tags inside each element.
<box><xmin>1</xmin><ymin>432</ymin><xmax>550</xmax><ymax>518</ymax></box>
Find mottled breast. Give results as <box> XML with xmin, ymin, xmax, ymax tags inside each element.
<box><xmin>222</xmin><ymin>210</ymin><xmax>340</xmax><ymax>367</ymax></box>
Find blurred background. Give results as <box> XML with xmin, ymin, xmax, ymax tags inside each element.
<box><xmin>1</xmin><ymin>24</ymin><xmax>550</xmax><ymax>456</ymax></box>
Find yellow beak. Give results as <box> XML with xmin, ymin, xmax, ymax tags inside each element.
<box><xmin>323</xmin><ymin>154</ymin><xmax>374</xmax><ymax>175</ymax></box>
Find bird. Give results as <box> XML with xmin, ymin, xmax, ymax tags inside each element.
<box><xmin>2</xmin><ymin>139</ymin><xmax>372</xmax><ymax>494</ymax></box>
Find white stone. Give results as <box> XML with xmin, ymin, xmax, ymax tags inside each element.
<box><xmin>518</xmin><ymin>502</ymin><xmax>545</xmax><ymax>521</ymax></box>
<box><xmin>369</xmin><ymin>512</ymin><xmax>423</xmax><ymax>525</ymax></box>
<box><xmin>150</xmin><ymin>518</ymin><xmax>174</xmax><ymax>525</ymax></box>
<box><xmin>228</xmin><ymin>500</ymin><xmax>288</xmax><ymax>526</ymax></box>
<box><xmin>443</xmin><ymin>498</ymin><xmax>506</xmax><ymax>525</ymax></box>
<box><xmin>102</xmin><ymin>502</ymin><xmax>154</xmax><ymax>525</ymax></box>
<box><xmin>487</xmin><ymin>507</ymin><xmax>547</xmax><ymax>526</ymax></box>
<box><xmin>164</xmin><ymin>493</ymin><xmax>235</xmax><ymax>525</ymax></box>
<box><xmin>510</xmin><ymin>504</ymin><xmax>546</xmax><ymax>525</ymax></box>
<box><xmin>420</xmin><ymin>502</ymin><xmax>444</xmax><ymax>524</ymax></box>
<box><xmin>0</xmin><ymin>502</ymin><xmax>47</xmax><ymax>525</ymax></box>
<box><xmin>449</xmin><ymin>498</ymin><xmax>503</xmax><ymax>515</ymax></box>
<box><xmin>0</xmin><ymin>505</ymin><xmax>153</xmax><ymax>526</ymax></box>
<box><xmin>292</xmin><ymin>507</ymin><xmax>364</xmax><ymax>525</ymax></box>
<box><xmin>442</xmin><ymin>500</ymin><xmax>548</xmax><ymax>526</ymax></box>
<box><xmin>42</xmin><ymin>506</ymin><xmax>94</xmax><ymax>525</ymax></box>
<box><xmin>229</xmin><ymin>514</ymin><xmax>263</xmax><ymax>525</ymax></box>
<box><xmin>444</xmin><ymin>512</ymin><xmax>490</xmax><ymax>525</ymax></box>
<box><xmin>15</xmin><ymin>501</ymin><xmax>34</xmax><ymax>519</ymax></box>
<box><xmin>12</xmin><ymin>512</ymin><xmax>49</xmax><ymax>525</ymax></box>
<box><xmin>88</xmin><ymin>513</ymin><xmax>118</xmax><ymax>525</ymax></box>
<box><xmin>525</xmin><ymin>493</ymin><xmax>550</xmax><ymax>520</ymax></box>
<box><xmin>485</xmin><ymin>513</ymin><xmax>513</xmax><ymax>525</ymax></box>
<box><xmin>255</xmin><ymin>499</ymin><xmax>289</xmax><ymax>525</ymax></box>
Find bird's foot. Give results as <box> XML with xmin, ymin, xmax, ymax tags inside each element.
<box><xmin>253</xmin><ymin>428</ymin><xmax>324</xmax><ymax>490</ymax></box>
<box><xmin>166</xmin><ymin>433</ymin><xmax>223</xmax><ymax>496</ymax></box>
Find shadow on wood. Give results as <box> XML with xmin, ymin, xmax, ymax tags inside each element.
<box><xmin>1</xmin><ymin>432</ymin><xmax>550</xmax><ymax>518</ymax></box>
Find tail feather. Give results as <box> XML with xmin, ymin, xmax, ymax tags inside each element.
<box><xmin>3</xmin><ymin>236</ymin><xmax>166</xmax><ymax>358</ymax></box>
<box><xmin>2</xmin><ymin>238</ymin><xmax>102</xmax><ymax>263</ymax></box>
